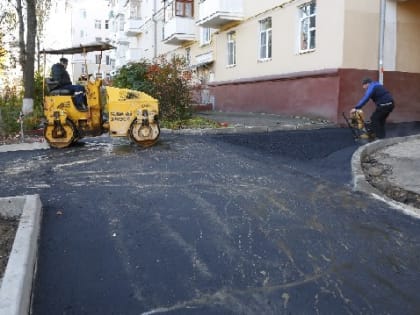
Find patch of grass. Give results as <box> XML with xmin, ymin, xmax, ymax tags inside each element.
<box><xmin>160</xmin><ymin>116</ymin><xmax>221</xmax><ymax>130</ymax></box>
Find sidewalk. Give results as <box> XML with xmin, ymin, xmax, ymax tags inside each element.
<box><xmin>195</xmin><ymin>111</ymin><xmax>334</xmax><ymax>132</ymax></box>
<box><xmin>352</xmin><ymin>134</ymin><xmax>420</xmax><ymax>215</ymax></box>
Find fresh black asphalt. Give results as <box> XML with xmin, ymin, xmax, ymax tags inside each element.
<box><xmin>1</xmin><ymin>124</ymin><xmax>420</xmax><ymax>315</ymax></box>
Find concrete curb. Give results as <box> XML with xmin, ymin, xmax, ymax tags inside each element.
<box><xmin>0</xmin><ymin>142</ymin><xmax>49</xmax><ymax>153</ymax></box>
<box><xmin>0</xmin><ymin>195</ymin><xmax>42</xmax><ymax>315</ymax></box>
<box><xmin>351</xmin><ymin>135</ymin><xmax>420</xmax><ymax>218</ymax></box>
<box><xmin>160</xmin><ymin>123</ymin><xmax>335</xmax><ymax>135</ymax></box>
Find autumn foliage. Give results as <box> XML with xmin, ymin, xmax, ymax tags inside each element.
<box><xmin>112</xmin><ymin>55</ymin><xmax>193</xmax><ymax>121</ymax></box>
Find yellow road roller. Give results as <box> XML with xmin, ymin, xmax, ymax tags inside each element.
<box><xmin>41</xmin><ymin>42</ymin><xmax>160</xmax><ymax>148</ymax></box>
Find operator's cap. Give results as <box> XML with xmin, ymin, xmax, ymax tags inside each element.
<box><xmin>362</xmin><ymin>77</ymin><xmax>372</xmax><ymax>85</ymax></box>
<box><xmin>60</xmin><ymin>57</ymin><xmax>68</xmax><ymax>64</ymax></box>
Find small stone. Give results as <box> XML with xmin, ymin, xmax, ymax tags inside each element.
<box><xmin>367</xmin><ymin>166</ymin><xmax>384</xmax><ymax>177</ymax></box>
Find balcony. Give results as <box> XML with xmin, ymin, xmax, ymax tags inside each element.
<box><xmin>163</xmin><ymin>17</ymin><xmax>196</xmax><ymax>45</ymax></box>
<box><xmin>193</xmin><ymin>51</ymin><xmax>214</xmax><ymax>68</ymax></box>
<box><xmin>115</xmin><ymin>31</ymin><xmax>129</xmax><ymax>44</ymax></box>
<box><xmin>197</xmin><ymin>0</ymin><xmax>244</xmax><ymax>28</ymax></box>
<box><xmin>126</xmin><ymin>48</ymin><xmax>142</xmax><ymax>62</ymax></box>
<box><xmin>124</xmin><ymin>18</ymin><xmax>142</xmax><ymax>36</ymax></box>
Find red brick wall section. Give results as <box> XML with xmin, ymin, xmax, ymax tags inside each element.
<box><xmin>384</xmin><ymin>71</ymin><xmax>420</xmax><ymax>123</ymax></box>
<box><xmin>337</xmin><ymin>69</ymin><xmax>379</xmax><ymax>125</ymax></box>
<box><xmin>209</xmin><ymin>69</ymin><xmax>420</xmax><ymax>124</ymax></box>
<box><xmin>338</xmin><ymin>69</ymin><xmax>420</xmax><ymax>124</ymax></box>
<box><xmin>210</xmin><ymin>70</ymin><xmax>341</xmax><ymax>122</ymax></box>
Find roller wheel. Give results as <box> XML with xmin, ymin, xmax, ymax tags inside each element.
<box><xmin>44</xmin><ymin>119</ymin><xmax>77</xmax><ymax>149</ymax></box>
<box><xmin>129</xmin><ymin>119</ymin><xmax>160</xmax><ymax>148</ymax></box>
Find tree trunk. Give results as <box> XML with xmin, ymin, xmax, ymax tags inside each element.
<box><xmin>16</xmin><ymin>0</ymin><xmax>25</xmax><ymax>71</ymax></box>
<box><xmin>24</xmin><ymin>0</ymin><xmax>37</xmax><ymax>100</ymax></box>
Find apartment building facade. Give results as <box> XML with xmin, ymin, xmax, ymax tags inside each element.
<box><xmin>107</xmin><ymin>0</ymin><xmax>420</xmax><ymax>124</ymax></box>
<box><xmin>70</xmin><ymin>0</ymin><xmax>114</xmax><ymax>81</ymax></box>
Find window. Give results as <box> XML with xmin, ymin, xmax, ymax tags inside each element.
<box><xmin>186</xmin><ymin>48</ymin><xmax>191</xmax><ymax>65</ymax></box>
<box><xmin>175</xmin><ymin>0</ymin><xmax>193</xmax><ymax>17</ymax></box>
<box><xmin>119</xmin><ymin>14</ymin><xmax>125</xmax><ymax>31</ymax></box>
<box><xmin>227</xmin><ymin>31</ymin><xmax>236</xmax><ymax>66</ymax></box>
<box><xmin>95</xmin><ymin>19</ymin><xmax>101</xmax><ymax>29</ymax></box>
<box><xmin>259</xmin><ymin>17</ymin><xmax>272</xmax><ymax>60</ymax></box>
<box><xmin>106</xmin><ymin>55</ymin><xmax>111</xmax><ymax>65</ymax></box>
<box><xmin>200</xmin><ymin>27</ymin><xmax>211</xmax><ymax>46</ymax></box>
<box><xmin>164</xmin><ymin>1</ymin><xmax>174</xmax><ymax>21</ymax></box>
<box><xmin>130</xmin><ymin>0</ymin><xmax>141</xmax><ymax>18</ymax></box>
<box><xmin>105</xmin><ymin>20</ymin><xmax>109</xmax><ymax>29</ymax></box>
<box><xmin>299</xmin><ymin>1</ymin><xmax>316</xmax><ymax>52</ymax></box>
<box><xmin>95</xmin><ymin>54</ymin><xmax>101</xmax><ymax>64</ymax></box>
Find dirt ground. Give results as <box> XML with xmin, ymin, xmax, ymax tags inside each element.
<box><xmin>362</xmin><ymin>153</ymin><xmax>420</xmax><ymax>209</ymax></box>
<box><xmin>0</xmin><ymin>133</ymin><xmax>43</xmax><ymax>145</ymax></box>
<box><xmin>0</xmin><ymin>217</ymin><xmax>18</xmax><ymax>279</ymax></box>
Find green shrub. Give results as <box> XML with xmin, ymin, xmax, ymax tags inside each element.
<box><xmin>0</xmin><ymin>86</ymin><xmax>22</xmax><ymax>134</ymax></box>
<box><xmin>0</xmin><ymin>71</ymin><xmax>44</xmax><ymax>135</ymax></box>
<box><xmin>112</xmin><ymin>55</ymin><xmax>193</xmax><ymax>121</ymax></box>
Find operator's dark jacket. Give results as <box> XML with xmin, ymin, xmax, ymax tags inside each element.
<box><xmin>51</xmin><ymin>63</ymin><xmax>72</xmax><ymax>87</ymax></box>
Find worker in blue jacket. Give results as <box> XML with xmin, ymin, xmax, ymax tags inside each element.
<box><xmin>352</xmin><ymin>77</ymin><xmax>394</xmax><ymax>139</ymax></box>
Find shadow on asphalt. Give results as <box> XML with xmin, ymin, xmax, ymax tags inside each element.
<box><xmin>387</xmin><ymin>121</ymin><xmax>420</xmax><ymax>138</ymax></box>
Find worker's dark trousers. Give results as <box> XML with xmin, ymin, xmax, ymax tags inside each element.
<box><xmin>61</xmin><ymin>84</ymin><xmax>86</xmax><ymax>109</ymax></box>
<box><xmin>370</xmin><ymin>103</ymin><xmax>394</xmax><ymax>139</ymax></box>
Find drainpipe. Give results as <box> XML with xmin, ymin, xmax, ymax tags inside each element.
<box><xmin>153</xmin><ymin>0</ymin><xmax>158</xmax><ymax>59</ymax></box>
<box><xmin>378</xmin><ymin>0</ymin><xmax>386</xmax><ymax>84</ymax></box>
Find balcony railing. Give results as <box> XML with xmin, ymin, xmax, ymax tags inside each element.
<box><xmin>197</xmin><ymin>0</ymin><xmax>244</xmax><ymax>28</ymax></box>
<box><xmin>126</xmin><ymin>48</ymin><xmax>142</xmax><ymax>62</ymax></box>
<box><xmin>115</xmin><ymin>31</ymin><xmax>129</xmax><ymax>44</ymax></box>
<box><xmin>163</xmin><ymin>17</ymin><xmax>196</xmax><ymax>45</ymax></box>
<box><xmin>124</xmin><ymin>18</ymin><xmax>142</xmax><ymax>36</ymax></box>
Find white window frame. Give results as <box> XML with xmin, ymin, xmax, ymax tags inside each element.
<box><xmin>164</xmin><ymin>1</ymin><xmax>174</xmax><ymax>21</ymax></box>
<box><xmin>299</xmin><ymin>1</ymin><xmax>316</xmax><ymax>53</ymax></box>
<box><xmin>118</xmin><ymin>14</ymin><xmax>125</xmax><ymax>31</ymax></box>
<box><xmin>200</xmin><ymin>27</ymin><xmax>211</xmax><ymax>46</ymax></box>
<box><xmin>227</xmin><ymin>31</ymin><xmax>236</xmax><ymax>67</ymax></box>
<box><xmin>130</xmin><ymin>0</ymin><xmax>141</xmax><ymax>18</ymax></box>
<box><xmin>258</xmin><ymin>17</ymin><xmax>272</xmax><ymax>61</ymax></box>
<box><xmin>95</xmin><ymin>54</ymin><xmax>101</xmax><ymax>64</ymax></box>
<box><xmin>185</xmin><ymin>47</ymin><xmax>191</xmax><ymax>65</ymax></box>
<box><xmin>95</xmin><ymin>19</ymin><xmax>101</xmax><ymax>29</ymax></box>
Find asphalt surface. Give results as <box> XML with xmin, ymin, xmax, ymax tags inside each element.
<box><xmin>197</xmin><ymin>112</ymin><xmax>420</xmax><ymax>206</ymax></box>
<box><xmin>0</xmin><ymin>112</ymin><xmax>420</xmax><ymax>315</ymax></box>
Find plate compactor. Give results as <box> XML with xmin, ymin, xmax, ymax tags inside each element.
<box><xmin>342</xmin><ymin>109</ymin><xmax>376</xmax><ymax>143</ymax></box>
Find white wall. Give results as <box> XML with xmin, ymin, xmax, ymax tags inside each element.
<box><xmin>212</xmin><ymin>0</ymin><xmax>345</xmax><ymax>82</ymax></box>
